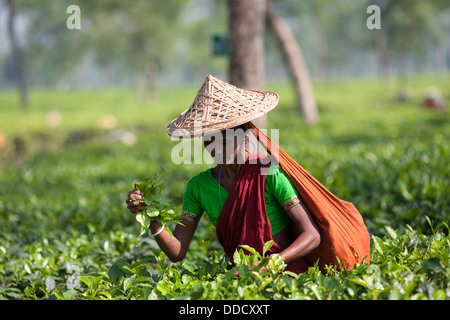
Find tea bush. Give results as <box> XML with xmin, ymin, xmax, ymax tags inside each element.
<box><xmin>0</xmin><ymin>76</ymin><xmax>449</xmax><ymax>300</ymax></box>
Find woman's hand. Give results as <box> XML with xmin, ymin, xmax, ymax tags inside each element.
<box><xmin>126</xmin><ymin>183</ymin><xmax>149</xmax><ymax>214</ymax></box>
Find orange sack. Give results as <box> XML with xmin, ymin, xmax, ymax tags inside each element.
<box><xmin>247</xmin><ymin>122</ymin><xmax>370</xmax><ymax>271</ymax></box>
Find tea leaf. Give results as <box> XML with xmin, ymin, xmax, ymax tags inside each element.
<box><xmin>107</xmin><ymin>265</ymin><xmax>122</xmax><ymax>284</ymax></box>
<box><xmin>385</xmin><ymin>226</ymin><xmax>397</xmax><ymax>240</ymax></box>
<box><xmin>263</xmin><ymin>240</ymin><xmax>274</xmax><ymax>256</ymax></box>
<box><xmin>134</xmin><ymin>176</ymin><xmax>184</xmax><ymax>237</ymax></box>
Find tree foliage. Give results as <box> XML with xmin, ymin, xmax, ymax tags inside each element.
<box><xmin>0</xmin><ymin>0</ymin><xmax>449</xmax><ymax>88</ymax></box>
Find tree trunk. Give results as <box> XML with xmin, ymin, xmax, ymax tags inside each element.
<box><xmin>266</xmin><ymin>0</ymin><xmax>318</xmax><ymax>124</ymax></box>
<box><xmin>5</xmin><ymin>0</ymin><xmax>28</xmax><ymax>108</ymax></box>
<box><xmin>227</xmin><ymin>0</ymin><xmax>267</xmax><ymax>128</ymax></box>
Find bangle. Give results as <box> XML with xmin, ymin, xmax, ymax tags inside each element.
<box><xmin>149</xmin><ymin>225</ymin><xmax>164</xmax><ymax>237</ymax></box>
<box><xmin>282</xmin><ymin>195</ymin><xmax>301</xmax><ymax>211</ymax></box>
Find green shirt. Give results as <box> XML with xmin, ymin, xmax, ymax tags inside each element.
<box><xmin>182</xmin><ymin>165</ymin><xmax>298</xmax><ymax>235</ymax></box>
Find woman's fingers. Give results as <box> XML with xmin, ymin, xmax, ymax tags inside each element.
<box><xmin>127</xmin><ymin>198</ymin><xmax>149</xmax><ymax>213</ymax></box>
<box><xmin>127</xmin><ymin>199</ymin><xmax>141</xmax><ymax>207</ymax></box>
<box><xmin>129</xmin><ymin>204</ymin><xmax>149</xmax><ymax>214</ymax></box>
<box><xmin>127</xmin><ymin>189</ymin><xmax>144</xmax><ymax>203</ymax></box>
<box><xmin>128</xmin><ymin>193</ymin><xmax>143</xmax><ymax>201</ymax></box>
<box><xmin>128</xmin><ymin>188</ymin><xmax>144</xmax><ymax>197</ymax></box>
<box><xmin>126</xmin><ymin>188</ymin><xmax>147</xmax><ymax>214</ymax></box>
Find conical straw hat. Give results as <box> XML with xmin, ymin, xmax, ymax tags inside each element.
<box><xmin>166</xmin><ymin>74</ymin><xmax>279</xmax><ymax>138</ymax></box>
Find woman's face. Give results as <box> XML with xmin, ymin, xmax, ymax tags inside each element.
<box><xmin>204</xmin><ymin>128</ymin><xmax>248</xmax><ymax>165</ymax></box>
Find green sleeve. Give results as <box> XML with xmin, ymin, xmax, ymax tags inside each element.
<box><xmin>265</xmin><ymin>165</ymin><xmax>298</xmax><ymax>204</ymax></box>
<box><xmin>182</xmin><ymin>178</ymin><xmax>204</xmax><ymax>216</ymax></box>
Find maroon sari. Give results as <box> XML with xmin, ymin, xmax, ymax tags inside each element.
<box><xmin>216</xmin><ymin>154</ymin><xmax>308</xmax><ymax>274</ymax></box>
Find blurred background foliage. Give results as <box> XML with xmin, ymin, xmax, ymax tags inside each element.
<box><xmin>0</xmin><ymin>0</ymin><xmax>449</xmax><ymax>91</ymax></box>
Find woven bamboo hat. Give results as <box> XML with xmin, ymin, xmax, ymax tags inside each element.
<box><xmin>166</xmin><ymin>74</ymin><xmax>279</xmax><ymax>138</ymax></box>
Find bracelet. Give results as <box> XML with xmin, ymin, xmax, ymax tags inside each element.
<box><xmin>148</xmin><ymin>225</ymin><xmax>164</xmax><ymax>237</ymax></box>
<box><xmin>282</xmin><ymin>195</ymin><xmax>301</xmax><ymax>211</ymax></box>
<box><xmin>182</xmin><ymin>211</ymin><xmax>201</xmax><ymax>222</ymax></box>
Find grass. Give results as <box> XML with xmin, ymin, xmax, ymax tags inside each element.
<box><xmin>0</xmin><ymin>74</ymin><xmax>449</xmax><ymax>300</ymax></box>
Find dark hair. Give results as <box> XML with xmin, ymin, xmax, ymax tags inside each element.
<box><xmin>203</xmin><ymin>123</ymin><xmax>249</xmax><ymax>147</ymax></box>
<box><xmin>231</xmin><ymin>123</ymin><xmax>248</xmax><ymax>131</ymax></box>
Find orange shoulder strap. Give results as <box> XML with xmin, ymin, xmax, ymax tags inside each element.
<box><xmin>246</xmin><ymin>121</ymin><xmax>370</xmax><ymax>270</ymax></box>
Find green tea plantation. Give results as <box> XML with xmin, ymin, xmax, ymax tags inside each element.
<box><xmin>0</xmin><ymin>76</ymin><xmax>449</xmax><ymax>301</ymax></box>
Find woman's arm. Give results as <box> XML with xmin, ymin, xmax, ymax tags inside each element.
<box><xmin>126</xmin><ymin>187</ymin><xmax>199</xmax><ymax>263</ymax></box>
<box><xmin>149</xmin><ymin>215</ymin><xmax>199</xmax><ymax>262</ymax></box>
<box><xmin>279</xmin><ymin>200</ymin><xmax>321</xmax><ymax>263</ymax></box>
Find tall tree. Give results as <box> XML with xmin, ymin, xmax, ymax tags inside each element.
<box><xmin>266</xmin><ymin>0</ymin><xmax>318</xmax><ymax>124</ymax></box>
<box><xmin>5</xmin><ymin>0</ymin><xmax>28</xmax><ymax>108</ymax></box>
<box><xmin>227</xmin><ymin>0</ymin><xmax>267</xmax><ymax>128</ymax></box>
